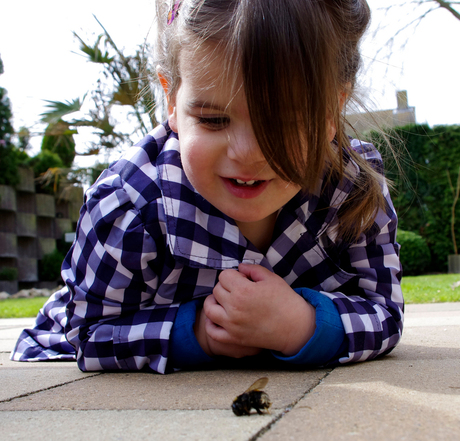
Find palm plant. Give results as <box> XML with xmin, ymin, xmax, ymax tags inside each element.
<box><xmin>40</xmin><ymin>17</ymin><xmax>158</xmax><ymax>158</ymax></box>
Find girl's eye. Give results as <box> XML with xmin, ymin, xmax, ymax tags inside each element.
<box><xmin>197</xmin><ymin>116</ymin><xmax>230</xmax><ymax>130</ymax></box>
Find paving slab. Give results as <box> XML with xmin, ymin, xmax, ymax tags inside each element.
<box><xmin>0</xmin><ymin>318</ymin><xmax>101</xmax><ymax>403</ymax></box>
<box><xmin>0</xmin><ymin>409</ymin><xmax>276</xmax><ymax>441</ymax></box>
<box><xmin>0</xmin><ymin>303</ymin><xmax>459</xmax><ymax>441</ymax></box>
<box><xmin>0</xmin><ymin>318</ymin><xmax>37</xmax><ymax>328</ymax></box>
<box><xmin>0</xmin><ymin>353</ymin><xmax>100</xmax><ymax>402</ymax></box>
<box><xmin>259</xmin><ymin>358</ymin><xmax>460</xmax><ymax>441</ymax></box>
<box><xmin>0</xmin><ymin>368</ymin><xmax>329</xmax><ymax>411</ymax></box>
<box><xmin>259</xmin><ymin>303</ymin><xmax>460</xmax><ymax>441</ymax></box>
<box><xmin>0</xmin><ymin>318</ymin><xmax>35</xmax><ymax>352</ymax></box>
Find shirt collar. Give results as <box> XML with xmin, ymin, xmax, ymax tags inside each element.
<box><xmin>157</xmin><ymin>131</ymin><xmax>263</xmax><ymax>269</ymax></box>
<box><xmin>156</xmin><ymin>126</ymin><xmax>359</xmax><ymax>269</ymax></box>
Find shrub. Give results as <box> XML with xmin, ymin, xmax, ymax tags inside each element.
<box><xmin>56</xmin><ymin>235</ymin><xmax>73</xmax><ymax>258</ymax></box>
<box><xmin>398</xmin><ymin>229</ymin><xmax>431</xmax><ymax>275</ymax></box>
<box><xmin>41</xmin><ymin>120</ymin><xmax>76</xmax><ymax>168</ymax></box>
<box><xmin>0</xmin><ymin>267</ymin><xmax>18</xmax><ymax>281</ymax></box>
<box><xmin>38</xmin><ymin>249</ymin><xmax>65</xmax><ymax>282</ymax></box>
<box><xmin>0</xmin><ymin>142</ymin><xmax>21</xmax><ymax>186</ymax></box>
<box><xmin>26</xmin><ymin>150</ymin><xmax>64</xmax><ymax>194</ymax></box>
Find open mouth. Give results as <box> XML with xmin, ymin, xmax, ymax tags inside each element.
<box><xmin>232</xmin><ymin>179</ymin><xmax>263</xmax><ymax>187</ymax></box>
<box><xmin>223</xmin><ymin>177</ymin><xmax>270</xmax><ymax>199</ymax></box>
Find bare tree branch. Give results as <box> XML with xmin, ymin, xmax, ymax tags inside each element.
<box><xmin>433</xmin><ymin>0</ymin><xmax>460</xmax><ymax>21</ymax></box>
<box><xmin>366</xmin><ymin>0</ymin><xmax>458</xmax><ymax>78</ymax></box>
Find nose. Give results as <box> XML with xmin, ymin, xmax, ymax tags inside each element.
<box><xmin>226</xmin><ymin>125</ymin><xmax>266</xmax><ymax>165</ymax></box>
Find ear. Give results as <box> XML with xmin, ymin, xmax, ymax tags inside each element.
<box><xmin>339</xmin><ymin>82</ymin><xmax>351</xmax><ymax>111</ymax></box>
<box><xmin>157</xmin><ymin>67</ymin><xmax>178</xmax><ymax>132</ymax></box>
<box><xmin>327</xmin><ymin>83</ymin><xmax>351</xmax><ymax>142</ymax></box>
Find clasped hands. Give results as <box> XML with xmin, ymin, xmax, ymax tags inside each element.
<box><xmin>194</xmin><ymin>263</ymin><xmax>316</xmax><ymax>359</ymax></box>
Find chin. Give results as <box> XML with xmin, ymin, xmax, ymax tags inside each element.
<box><xmin>227</xmin><ymin>211</ymin><xmax>270</xmax><ymax>224</ymax></box>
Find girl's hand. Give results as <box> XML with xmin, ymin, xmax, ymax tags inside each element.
<box><xmin>194</xmin><ymin>306</ymin><xmax>262</xmax><ymax>358</ymax></box>
<box><xmin>203</xmin><ymin>263</ymin><xmax>316</xmax><ymax>356</ymax></box>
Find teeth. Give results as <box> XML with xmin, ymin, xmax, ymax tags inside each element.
<box><xmin>236</xmin><ymin>179</ymin><xmax>257</xmax><ymax>185</ymax></box>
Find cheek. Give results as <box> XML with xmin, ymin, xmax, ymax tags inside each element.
<box><xmin>180</xmin><ymin>143</ymin><xmax>196</xmax><ymax>177</ymax></box>
<box><xmin>180</xmin><ymin>140</ymin><xmax>211</xmax><ymax>186</ymax></box>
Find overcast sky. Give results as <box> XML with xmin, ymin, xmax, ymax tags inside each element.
<box><xmin>361</xmin><ymin>0</ymin><xmax>460</xmax><ymax>125</ymax></box>
<box><xmin>1</xmin><ymin>0</ymin><xmax>459</xmax><ymax>162</ymax></box>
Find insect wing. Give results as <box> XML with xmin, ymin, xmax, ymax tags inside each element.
<box><xmin>245</xmin><ymin>377</ymin><xmax>269</xmax><ymax>393</ymax></box>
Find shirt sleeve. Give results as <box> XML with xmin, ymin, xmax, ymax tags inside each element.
<box><xmin>63</xmin><ymin>171</ymin><xmax>177</xmax><ymax>374</ymax></box>
<box><xmin>169</xmin><ymin>299</ymin><xmax>215</xmax><ymax>369</ymax></box>
<box><xmin>169</xmin><ymin>289</ymin><xmax>346</xmax><ymax>369</ymax></box>
<box><xmin>270</xmin><ymin>288</ymin><xmax>346</xmax><ymax>366</ymax></box>
<box><xmin>319</xmin><ymin>148</ymin><xmax>404</xmax><ymax>365</ymax></box>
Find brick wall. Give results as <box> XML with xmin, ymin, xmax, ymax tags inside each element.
<box><xmin>0</xmin><ymin>167</ymin><xmax>83</xmax><ymax>294</ymax></box>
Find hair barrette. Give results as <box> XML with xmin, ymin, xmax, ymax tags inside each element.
<box><xmin>167</xmin><ymin>0</ymin><xmax>182</xmax><ymax>25</ymax></box>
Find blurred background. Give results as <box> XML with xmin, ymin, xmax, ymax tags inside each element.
<box><xmin>1</xmin><ymin>0</ymin><xmax>459</xmax><ymax>164</ymax></box>
<box><xmin>1</xmin><ymin>1</ymin><xmax>460</xmax><ymax>292</ymax></box>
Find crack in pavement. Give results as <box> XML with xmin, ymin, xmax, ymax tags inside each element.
<box><xmin>0</xmin><ymin>373</ymin><xmax>103</xmax><ymax>405</ymax></box>
<box><xmin>247</xmin><ymin>369</ymin><xmax>334</xmax><ymax>441</ymax></box>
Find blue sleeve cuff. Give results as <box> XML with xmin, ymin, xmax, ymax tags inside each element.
<box><xmin>169</xmin><ymin>298</ymin><xmax>215</xmax><ymax>369</ymax></box>
<box><xmin>271</xmin><ymin>288</ymin><xmax>346</xmax><ymax>366</ymax></box>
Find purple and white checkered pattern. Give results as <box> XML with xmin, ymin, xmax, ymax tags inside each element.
<box><xmin>11</xmin><ymin>122</ymin><xmax>403</xmax><ymax>373</ymax></box>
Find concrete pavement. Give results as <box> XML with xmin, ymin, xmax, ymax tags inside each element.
<box><xmin>0</xmin><ymin>303</ymin><xmax>459</xmax><ymax>440</ymax></box>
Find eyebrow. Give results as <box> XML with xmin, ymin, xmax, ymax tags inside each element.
<box><xmin>186</xmin><ymin>99</ymin><xmax>226</xmax><ymax>112</ymax></box>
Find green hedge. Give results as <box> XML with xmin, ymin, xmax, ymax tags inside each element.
<box><xmin>398</xmin><ymin>229</ymin><xmax>431</xmax><ymax>275</ymax></box>
<box><xmin>368</xmin><ymin>124</ymin><xmax>460</xmax><ymax>272</ymax></box>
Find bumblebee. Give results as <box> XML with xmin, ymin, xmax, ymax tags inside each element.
<box><xmin>232</xmin><ymin>377</ymin><xmax>272</xmax><ymax>416</ymax></box>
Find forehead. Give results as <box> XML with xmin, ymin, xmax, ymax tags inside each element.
<box><xmin>177</xmin><ymin>44</ymin><xmax>243</xmax><ymax>104</ymax></box>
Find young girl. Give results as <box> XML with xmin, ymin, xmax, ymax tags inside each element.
<box><xmin>12</xmin><ymin>0</ymin><xmax>403</xmax><ymax>374</ymax></box>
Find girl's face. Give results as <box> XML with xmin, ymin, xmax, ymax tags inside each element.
<box><xmin>165</xmin><ymin>49</ymin><xmax>302</xmax><ymax>229</ymax></box>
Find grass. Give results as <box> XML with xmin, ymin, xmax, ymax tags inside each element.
<box><xmin>1</xmin><ymin>273</ymin><xmax>460</xmax><ymax>318</ymax></box>
<box><xmin>401</xmin><ymin>273</ymin><xmax>460</xmax><ymax>304</ymax></box>
<box><xmin>0</xmin><ymin>296</ymin><xmax>48</xmax><ymax>318</ymax></box>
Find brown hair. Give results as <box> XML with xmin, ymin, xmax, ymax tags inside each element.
<box><xmin>155</xmin><ymin>0</ymin><xmax>386</xmax><ymax>242</ymax></box>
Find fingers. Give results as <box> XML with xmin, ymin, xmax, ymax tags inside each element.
<box><xmin>203</xmin><ymin>293</ymin><xmax>230</xmax><ymax>329</ymax></box>
<box><xmin>237</xmin><ymin>263</ymin><xmax>273</xmax><ymax>282</ymax></box>
<box><xmin>203</xmin><ymin>295</ymin><xmax>258</xmax><ymax>353</ymax></box>
<box><xmin>217</xmin><ymin>268</ymin><xmax>246</xmax><ymax>291</ymax></box>
<box><xmin>204</xmin><ymin>317</ymin><xmax>261</xmax><ymax>358</ymax></box>
<box><xmin>217</xmin><ymin>265</ymin><xmax>274</xmax><ymax>293</ymax></box>
<box><xmin>202</xmin><ymin>264</ymin><xmax>278</xmax><ymax>358</ymax></box>
<box><xmin>204</xmin><ymin>316</ymin><xmax>231</xmax><ymax>343</ymax></box>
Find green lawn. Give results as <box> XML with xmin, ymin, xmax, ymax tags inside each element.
<box><xmin>0</xmin><ymin>296</ymin><xmax>49</xmax><ymax>318</ymax></box>
<box><xmin>401</xmin><ymin>273</ymin><xmax>460</xmax><ymax>304</ymax></box>
<box><xmin>1</xmin><ymin>274</ymin><xmax>460</xmax><ymax>318</ymax></box>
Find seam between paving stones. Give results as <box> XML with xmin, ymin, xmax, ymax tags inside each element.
<box><xmin>0</xmin><ymin>372</ymin><xmax>103</xmax><ymax>405</ymax></box>
<box><xmin>247</xmin><ymin>369</ymin><xmax>334</xmax><ymax>441</ymax></box>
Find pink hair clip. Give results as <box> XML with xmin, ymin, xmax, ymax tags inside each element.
<box><xmin>167</xmin><ymin>0</ymin><xmax>182</xmax><ymax>25</ymax></box>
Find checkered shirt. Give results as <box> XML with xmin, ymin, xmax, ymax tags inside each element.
<box><xmin>11</xmin><ymin>122</ymin><xmax>403</xmax><ymax>374</ymax></box>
